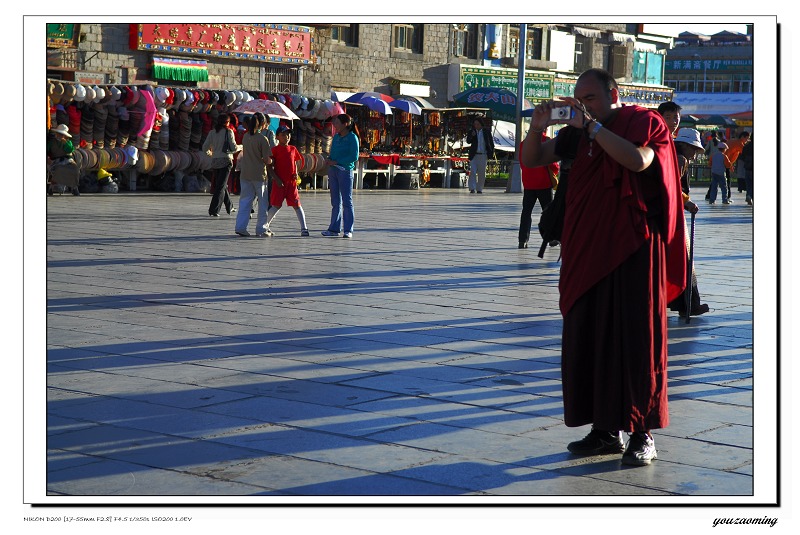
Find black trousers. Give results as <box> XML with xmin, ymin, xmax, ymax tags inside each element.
<box><xmin>519</xmin><ymin>188</ymin><xmax>553</xmax><ymax>245</ymax></box>
<box><xmin>208</xmin><ymin>161</ymin><xmax>233</xmax><ymax>216</ymax></box>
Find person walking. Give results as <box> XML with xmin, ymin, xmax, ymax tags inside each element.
<box><xmin>725</xmin><ymin>131</ymin><xmax>751</xmax><ymax>193</ymax></box>
<box><xmin>202</xmin><ymin>113</ymin><xmax>240</xmax><ymax>217</ymax></box>
<box><xmin>521</xmin><ymin>68</ymin><xmax>686</xmax><ymax>466</ymax></box>
<box><xmin>466</xmin><ymin>118</ymin><xmax>494</xmax><ymax>194</ymax></box>
<box><xmin>667</xmin><ymin>128</ymin><xmax>710</xmax><ymax>317</ymax></box>
<box><xmin>656</xmin><ymin>104</ymin><xmax>710</xmax><ymax>318</ymax></box>
<box><xmin>741</xmin><ymin>135</ymin><xmax>754</xmax><ymax>205</ymax></box>
<box><xmin>708</xmin><ymin>142</ymin><xmax>731</xmax><ymax>205</ymax></box>
<box><xmin>518</xmin><ymin>133</ymin><xmax>559</xmax><ymax>249</ymax></box>
<box><xmin>264</xmin><ymin>125</ymin><xmax>309</xmax><ymax>236</ymax></box>
<box><xmin>322</xmin><ymin>114</ymin><xmax>360</xmax><ymax>239</ymax></box>
<box><xmin>234</xmin><ymin>113</ymin><xmax>272</xmax><ymax>237</ymax></box>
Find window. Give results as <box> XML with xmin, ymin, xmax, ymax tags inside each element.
<box><xmin>452</xmin><ymin>24</ymin><xmax>478</xmax><ymax>58</ymax></box>
<box><xmin>632</xmin><ymin>51</ymin><xmax>664</xmax><ymax>85</ymax></box>
<box><xmin>263</xmin><ymin>65</ymin><xmax>299</xmax><ymax>93</ymax></box>
<box><xmin>665</xmin><ymin>75</ymin><xmax>696</xmax><ymax>92</ymax></box>
<box><xmin>574</xmin><ymin>36</ymin><xmax>592</xmax><ymax>72</ymax></box>
<box><xmin>608</xmin><ymin>45</ymin><xmax>627</xmax><ymax>79</ymax></box>
<box><xmin>394</xmin><ymin>24</ymin><xmax>423</xmax><ymax>53</ymax></box>
<box><xmin>508</xmin><ymin>26</ymin><xmax>543</xmax><ymax>60</ymax></box>
<box><xmin>331</xmin><ymin>24</ymin><xmax>358</xmax><ymax>47</ymax></box>
<box><xmin>732</xmin><ymin>74</ymin><xmax>752</xmax><ymax>93</ymax></box>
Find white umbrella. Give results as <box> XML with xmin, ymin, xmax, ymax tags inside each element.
<box><xmin>233</xmin><ymin>99</ymin><xmax>299</xmax><ymax>121</ymax></box>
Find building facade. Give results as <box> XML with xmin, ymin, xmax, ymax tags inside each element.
<box><xmin>47</xmin><ymin>22</ymin><xmax>675</xmax><ymax>109</ymax></box>
<box><xmin>662</xmin><ymin>26</ymin><xmax>753</xmax><ymax>121</ymax></box>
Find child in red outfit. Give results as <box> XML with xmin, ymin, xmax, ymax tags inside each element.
<box><xmin>265</xmin><ymin>126</ymin><xmax>309</xmax><ymax>236</ymax></box>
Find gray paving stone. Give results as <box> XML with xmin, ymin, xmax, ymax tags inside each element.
<box><xmin>41</xmin><ymin>189</ymin><xmax>758</xmax><ymax>500</ymax></box>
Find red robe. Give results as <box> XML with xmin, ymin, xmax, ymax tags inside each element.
<box><xmin>559</xmin><ymin>105</ymin><xmax>686</xmax><ymax>316</ymax></box>
<box><xmin>558</xmin><ymin>105</ymin><xmax>686</xmax><ymax>432</ymax></box>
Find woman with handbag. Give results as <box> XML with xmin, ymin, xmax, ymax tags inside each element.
<box><xmin>202</xmin><ymin>113</ymin><xmax>240</xmax><ymax>217</ymax></box>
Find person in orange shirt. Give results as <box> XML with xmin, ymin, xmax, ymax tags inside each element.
<box><xmin>725</xmin><ymin>131</ymin><xmax>751</xmax><ymax>193</ymax></box>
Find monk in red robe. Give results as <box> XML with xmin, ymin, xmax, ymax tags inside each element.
<box><xmin>521</xmin><ymin>69</ymin><xmax>686</xmax><ymax>466</ymax></box>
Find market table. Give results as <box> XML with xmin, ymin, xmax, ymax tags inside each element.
<box><xmin>356</xmin><ymin>154</ymin><xmax>470</xmax><ymax>189</ymax></box>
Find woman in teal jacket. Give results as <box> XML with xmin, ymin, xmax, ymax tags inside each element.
<box><xmin>322</xmin><ymin>114</ymin><xmax>360</xmax><ymax>238</ymax></box>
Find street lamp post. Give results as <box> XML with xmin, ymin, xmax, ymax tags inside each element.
<box><xmin>693</xmin><ymin>53</ymin><xmax>707</xmax><ymax>93</ymax></box>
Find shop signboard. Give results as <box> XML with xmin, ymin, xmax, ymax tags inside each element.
<box><xmin>47</xmin><ymin>24</ymin><xmax>80</xmax><ymax>48</ymax></box>
<box><xmin>665</xmin><ymin>58</ymin><xmax>753</xmax><ymax>71</ymax></box>
<box><xmin>130</xmin><ymin>23</ymin><xmax>314</xmax><ymax>65</ymax></box>
<box><xmin>554</xmin><ymin>78</ymin><xmax>672</xmax><ymax>109</ymax></box>
<box><xmin>74</xmin><ymin>71</ymin><xmax>107</xmax><ymax>85</ymax></box>
<box><xmin>459</xmin><ymin>66</ymin><xmax>553</xmax><ymax>103</ymax></box>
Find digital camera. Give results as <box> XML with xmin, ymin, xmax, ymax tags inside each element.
<box><xmin>551</xmin><ymin>106</ymin><xmax>574</xmax><ymax>121</ymax></box>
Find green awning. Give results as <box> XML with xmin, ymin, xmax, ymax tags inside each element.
<box><xmin>152</xmin><ymin>56</ymin><xmax>208</xmax><ymax>82</ymax></box>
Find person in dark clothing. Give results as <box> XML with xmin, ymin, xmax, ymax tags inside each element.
<box><xmin>666</xmin><ymin>128</ymin><xmax>710</xmax><ymax>317</ymax></box>
<box><xmin>741</xmin><ymin>135</ymin><xmax>754</xmax><ymax>205</ymax></box>
<box><xmin>466</xmin><ymin>118</ymin><xmax>495</xmax><ymax>194</ymax></box>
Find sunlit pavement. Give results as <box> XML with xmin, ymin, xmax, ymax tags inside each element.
<box><xmin>42</xmin><ymin>186</ymin><xmax>754</xmax><ymax>502</ymax></box>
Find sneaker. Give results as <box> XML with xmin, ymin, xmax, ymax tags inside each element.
<box><xmin>567</xmin><ymin>428</ymin><xmax>625</xmax><ymax>456</ymax></box>
<box><xmin>255</xmin><ymin>229</ymin><xmax>274</xmax><ymax>238</ymax></box>
<box><xmin>235</xmin><ymin>230</ymin><xmax>250</xmax><ymax>237</ymax></box>
<box><xmin>723</xmin><ymin>200</ymin><xmax>731</xmax><ymax>205</ymax></box>
<box><xmin>210</xmin><ymin>213</ymin><xmax>220</xmax><ymax>217</ymax></box>
<box><xmin>301</xmin><ymin>229</ymin><xmax>310</xmax><ymax>237</ymax></box>
<box><xmin>321</xmin><ymin>230</ymin><xmax>339</xmax><ymax>237</ymax></box>
<box><xmin>622</xmin><ymin>432</ymin><xmax>657</xmax><ymax>466</ymax></box>
<box><xmin>470</xmin><ymin>190</ymin><xmax>475</xmax><ymax>194</ymax></box>
<box><xmin>746</xmin><ymin>198</ymin><xmax>753</xmax><ymax>206</ymax></box>
<box><xmin>72</xmin><ymin>188</ymin><xmax>80</xmax><ymax>196</ymax></box>
<box><xmin>519</xmin><ymin>241</ymin><xmax>527</xmax><ymax>249</ymax></box>
<box><xmin>477</xmin><ymin>190</ymin><xmax>483</xmax><ymax>194</ymax></box>
<box><xmin>343</xmin><ymin>232</ymin><xmax>352</xmax><ymax>239</ymax></box>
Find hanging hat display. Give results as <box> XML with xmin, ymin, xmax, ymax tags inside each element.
<box><xmin>73</xmin><ymin>84</ymin><xmax>87</xmax><ymax>102</ymax></box>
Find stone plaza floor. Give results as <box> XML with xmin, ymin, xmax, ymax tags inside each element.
<box><xmin>36</xmin><ymin>185</ymin><xmax>768</xmax><ymax>510</ymax></box>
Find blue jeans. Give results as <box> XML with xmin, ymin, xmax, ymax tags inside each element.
<box><xmin>710</xmin><ymin>172</ymin><xmax>728</xmax><ymax>203</ymax></box>
<box><xmin>327</xmin><ymin>166</ymin><xmax>355</xmax><ymax>234</ymax></box>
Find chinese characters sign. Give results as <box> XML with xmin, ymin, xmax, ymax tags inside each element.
<box><xmin>131</xmin><ymin>24</ymin><xmax>313</xmax><ymax>64</ymax></box>
<box><xmin>460</xmin><ymin>66</ymin><xmax>553</xmax><ymax>102</ymax></box>
<box><xmin>665</xmin><ymin>58</ymin><xmax>753</xmax><ymax>71</ymax></box>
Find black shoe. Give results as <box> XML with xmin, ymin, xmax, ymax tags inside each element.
<box><xmin>519</xmin><ymin>241</ymin><xmax>527</xmax><ymax>249</ymax></box>
<box><xmin>477</xmin><ymin>190</ymin><xmax>483</xmax><ymax>194</ymax></box>
<box><xmin>72</xmin><ymin>188</ymin><xmax>80</xmax><ymax>196</ymax></box>
<box><xmin>470</xmin><ymin>189</ymin><xmax>475</xmax><ymax>194</ymax></box>
<box><xmin>567</xmin><ymin>428</ymin><xmax>625</xmax><ymax>456</ymax></box>
<box><xmin>622</xmin><ymin>432</ymin><xmax>657</xmax><ymax>466</ymax></box>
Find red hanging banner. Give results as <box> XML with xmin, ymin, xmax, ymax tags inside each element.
<box><xmin>130</xmin><ymin>23</ymin><xmax>313</xmax><ymax>65</ymax></box>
